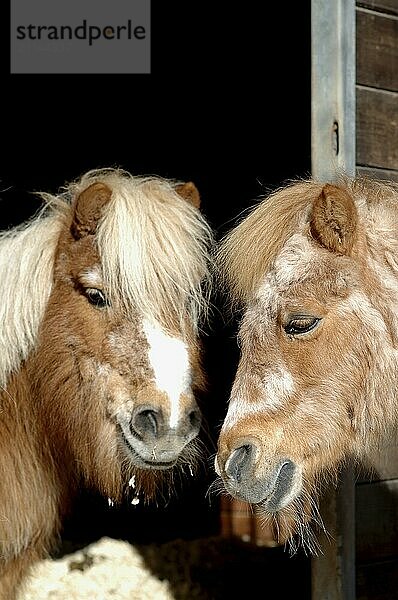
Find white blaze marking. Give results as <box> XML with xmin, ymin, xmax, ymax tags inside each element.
<box><xmin>262</xmin><ymin>370</ymin><xmax>295</xmax><ymax>407</ymax></box>
<box><xmin>223</xmin><ymin>367</ymin><xmax>295</xmax><ymax>429</ymax></box>
<box><xmin>143</xmin><ymin>320</ymin><xmax>191</xmax><ymax>428</ymax></box>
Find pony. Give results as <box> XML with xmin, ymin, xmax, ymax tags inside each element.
<box><xmin>214</xmin><ymin>175</ymin><xmax>398</xmax><ymax>553</ymax></box>
<box><xmin>0</xmin><ymin>168</ymin><xmax>213</xmax><ymax>598</ymax></box>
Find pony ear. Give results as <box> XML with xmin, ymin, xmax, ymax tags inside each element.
<box><xmin>309</xmin><ymin>183</ymin><xmax>358</xmax><ymax>255</ymax></box>
<box><xmin>71</xmin><ymin>182</ymin><xmax>112</xmax><ymax>239</ymax></box>
<box><xmin>175</xmin><ymin>181</ymin><xmax>201</xmax><ymax>208</ymax></box>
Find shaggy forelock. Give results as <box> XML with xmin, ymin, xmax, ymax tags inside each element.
<box><xmin>215</xmin><ymin>180</ymin><xmax>324</xmax><ymax>306</ymax></box>
<box><xmin>87</xmin><ymin>169</ymin><xmax>214</xmax><ymax>331</ymax></box>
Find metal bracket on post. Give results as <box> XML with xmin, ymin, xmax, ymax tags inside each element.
<box><xmin>311</xmin><ymin>1</ymin><xmax>356</xmax><ymax>599</ymax></box>
<box><xmin>311</xmin><ymin>0</ymin><xmax>356</xmax><ymax>181</ymax></box>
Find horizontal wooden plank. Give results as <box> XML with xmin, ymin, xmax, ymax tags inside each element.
<box><xmin>356</xmin><ymin>479</ymin><xmax>398</xmax><ymax>562</ymax></box>
<box><xmin>356</xmin><ymin>166</ymin><xmax>398</xmax><ymax>182</ymax></box>
<box><xmin>356</xmin><ymin>558</ymin><xmax>398</xmax><ymax>600</ymax></box>
<box><xmin>357</xmin><ymin>1</ymin><xmax>398</xmax><ymax>15</ymax></box>
<box><xmin>356</xmin><ymin>86</ymin><xmax>398</xmax><ymax>170</ymax></box>
<box><xmin>356</xmin><ymin>9</ymin><xmax>398</xmax><ymax>91</ymax></box>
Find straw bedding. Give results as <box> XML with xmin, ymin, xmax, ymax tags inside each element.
<box><xmin>18</xmin><ymin>535</ymin><xmax>311</xmax><ymax>599</ymax></box>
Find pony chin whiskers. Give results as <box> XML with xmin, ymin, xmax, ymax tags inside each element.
<box><xmin>257</xmin><ymin>489</ymin><xmax>326</xmax><ymax>557</ymax></box>
<box><xmin>206</xmin><ymin>476</ymin><xmax>227</xmax><ymax>503</ymax></box>
<box><xmin>119</xmin><ymin>437</ymin><xmax>205</xmax><ymax>506</ymax></box>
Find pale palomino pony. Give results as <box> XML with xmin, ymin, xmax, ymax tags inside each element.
<box><xmin>0</xmin><ymin>168</ymin><xmax>213</xmax><ymax>597</ymax></box>
<box><xmin>214</xmin><ymin>176</ymin><xmax>398</xmax><ymax>552</ymax></box>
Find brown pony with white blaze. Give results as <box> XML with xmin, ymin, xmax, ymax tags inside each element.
<box><xmin>0</xmin><ymin>168</ymin><xmax>213</xmax><ymax>598</ymax></box>
<box><xmin>214</xmin><ymin>176</ymin><xmax>398</xmax><ymax>553</ymax></box>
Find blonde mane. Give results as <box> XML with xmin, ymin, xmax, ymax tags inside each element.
<box><xmin>0</xmin><ymin>168</ymin><xmax>213</xmax><ymax>387</ymax></box>
<box><xmin>0</xmin><ymin>213</ymin><xmax>62</xmax><ymax>388</ymax></box>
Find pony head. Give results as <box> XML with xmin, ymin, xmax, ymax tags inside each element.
<box><xmin>214</xmin><ymin>177</ymin><xmax>398</xmax><ymax>550</ymax></box>
<box><xmin>1</xmin><ymin>169</ymin><xmax>213</xmax><ymax>502</ymax></box>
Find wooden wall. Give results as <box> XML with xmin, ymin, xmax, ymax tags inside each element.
<box><xmin>356</xmin><ymin>1</ymin><xmax>398</xmax><ymax>181</ymax></box>
<box><xmin>355</xmin><ymin>1</ymin><xmax>398</xmax><ymax>598</ymax></box>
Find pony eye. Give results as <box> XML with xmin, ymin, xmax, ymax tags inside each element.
<box><xmin>84</xmin><ymin>288</ymin><xmax>108</xmax><ymax>308</ymax></box>
<box><xmin>284</xmin><ymin>315</ymin><xmax>320</xmax><ymax>336</ymax></box>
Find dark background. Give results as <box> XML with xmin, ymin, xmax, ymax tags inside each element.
<box><xmin>2</xmin><ymin>0</ymin><xmax>311</xmax><ymax>549</ymax></box>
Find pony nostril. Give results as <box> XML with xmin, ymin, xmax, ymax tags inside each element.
<box><xmin>225</xmin><ymin>444</ymin><xmax>254</xmax><ymax>483</ymax></box>
<box><xmin>276</xmin><ymin>460</ymin><xmax>295</xmax><ymax>493</ymax></box>
<box><xmin>177</xmin><ymin>407</ymin><xmax>201</xmax><ymax>441</ymax></box>
<box><xmin>131</xmin><ymin>408</ymin><xmax>160</xmax><ymax>439</ymax></box>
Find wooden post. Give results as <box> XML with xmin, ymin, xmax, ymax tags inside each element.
<box><xmin>311</xmin><ymin>1</ymin><xmax>356</xmax><ymax>599</ymax></box>
<box><xmin>311</xmin><ymin>464</ymin><xmax>356</xmax><ymax>600</ymax></box>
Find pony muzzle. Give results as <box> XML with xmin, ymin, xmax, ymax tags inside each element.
<box><xmin>218</xmin><ymin>443</ymin><xmax>302</xmax><ymax>510</ymax></box>
<box><xmin>117</xmin><ymin>401</ymin><xmax>202</xmax><ymax>469</ymax></box>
